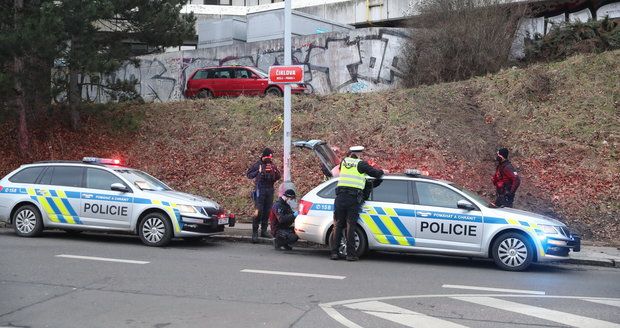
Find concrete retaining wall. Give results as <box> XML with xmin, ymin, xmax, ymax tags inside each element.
<box><xmin>79</xmin><ymin>27</ymin><xmax>410</xmax><ymax>102</ymax></box>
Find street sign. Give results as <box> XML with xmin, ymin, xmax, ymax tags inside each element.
<box><xmin>268</xmin><ymin>65</ymin><xmax>304</xmax><ymax>84</ymax></box>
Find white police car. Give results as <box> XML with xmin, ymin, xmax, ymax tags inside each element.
<box><xmin>0</xmin><ymin>157</ymin><xmax>235</xmax><ymax>247</ymax></box>
<box><xmin>293</xmin><ymin>140</ymin><xmax>580</xmax><ymax>271</ymax></box>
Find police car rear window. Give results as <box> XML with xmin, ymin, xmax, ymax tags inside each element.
<box><xmin>317</xmin><ymin>182</ymin><xmax>337</xmax><ymax>199</ymax></box>
<box><xmin>9</xmin><ymin>167</ymin><xmax>45</xmax><ymax>184</ymax></box>
<box><xmin>371</xmin><ymin>180</ymin><xmax>410</xmax><ymax>204</ymax></box>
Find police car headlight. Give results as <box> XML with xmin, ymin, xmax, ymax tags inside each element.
<box><xmin>177</xmin><ymin>204</ymin><xmax>198</xmax><ymax>214</ymax></box>
<box><xmin>539</xmin><ymin>224</ymin><xmax>560</xmax><ymax>235</ymax></box>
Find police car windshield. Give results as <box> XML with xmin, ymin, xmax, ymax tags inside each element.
<box><xmin>449</xmin><ymin>183</ymin><xmax>496</xmax><ymax>208</ymax></box>
<box><xmin>114</xmin><ymin>169</ymin><xmax>172</xmax><ymax>191</ymax></box>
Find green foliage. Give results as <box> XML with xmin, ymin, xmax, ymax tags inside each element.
<box><xmin>525</xmin><ymin>17</ymin><xmax>620</xmax><ymax>62</ymax></box>
<box><xmin>103</xmin><ymin>77</ymin><xmax>144</xmax><ymax>103</ymax></box>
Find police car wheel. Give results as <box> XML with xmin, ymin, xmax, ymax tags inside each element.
<box><xmin>13</xmin><ymin>205</ymin><xmax>44</xmax><ymax>237</ymax></box>
<box><xmin>139</xmin><ymin>213</ymin><xmax>172</xmax><ymax>247</ymax></box>
<box><xmin>328</xmin><ymin>225</ymin><xmax>368</xmax><ymax>258</ymax></box>
<box><xmin>492</xmin><ymin>232</ymin><xmax>534</xmax><ymax>271</ymax></box>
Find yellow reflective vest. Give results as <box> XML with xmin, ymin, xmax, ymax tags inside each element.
<box><xmin>337</xmin><ymin>157</ymin><xmax>366</xmax><ymax>190</ymax></box>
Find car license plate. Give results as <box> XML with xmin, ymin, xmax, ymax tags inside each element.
<box><xmin>218</xmin><ymin>218</ymin><xmax>229</xmax><ymax>225</ymax></box>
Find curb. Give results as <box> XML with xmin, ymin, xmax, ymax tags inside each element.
<box><xmin>565</xmin><ymin>258</ymin><xmax>618</xmax><ymax>268</ymax></box>
<box><xmin>207</xmin><ymin>234</ymin><xmax>320</xmax><ymax>249</ymax></box>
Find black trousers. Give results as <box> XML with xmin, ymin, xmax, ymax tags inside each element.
<box><xmin>495</xmin><ymin>192</ymin><xmax>515</xmax><ymax>208</ymax></box>
<box><xmin>331</xmin><ymin>191</ymin><xmax>361</xmax><ymax>256</ymax></box>
<box><xmin>254</xmin><ymin>188</ymin><xmax>274</xmax><ymax>233</ymax></box>
<box><xmin>275</xmin><ymin>228</ymin><xmax>299</xmax><ymax>246</ymax></box>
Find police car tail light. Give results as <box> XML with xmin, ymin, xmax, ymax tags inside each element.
<box><xmin>299</xmin><ymin>200</ymin><xmax>313</xmax><ymax>215</ymax></box>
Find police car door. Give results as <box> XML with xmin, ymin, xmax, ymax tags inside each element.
<box><xmin>359</xmin><ymin>179</ymin><xmax>416</xmax><ymax>250</ymax></box>
<box><xmin>80</xmin><ymin>168</ymin><xmax>133</xmax><ymax>229</ymax></box>
<box><xmin>413</xmin><ymin>181</ymin><xmax>483</xmax><ymax>252</ymax></box>
<box><xmin>36</xmin><ymin>166</ymin><xmax>85</xmax><ymax>227</ymax></box>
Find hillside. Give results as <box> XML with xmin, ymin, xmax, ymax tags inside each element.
<box><xmin>1</xmin><ymin>51</ymin><xmax>618</xmax><ymax>243</ymax></box>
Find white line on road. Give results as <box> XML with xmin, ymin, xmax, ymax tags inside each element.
<box><xmin>585</xmin><ymin>299</ymin><xmax>620</xmax><ymax>308</ymax></box>
<box><xmin>55</xmin><ymin>254</ymin><xmax>149</xmax><ymax>264</ymax></box>
<box><xmin>345</xmin><ymin>301</ymin><xmax>469</xmax><ymax>328</ymax></box>
<box><xmin>452</xmin><ymin>296</ymin><xmax>620</xmax><ymax>328</ymax></box>
<box><xmin>442</xmin><ymin>284</ymin><xmax>545</xmax><ymax>295</ymax></box>
<box><xmin>241</xmin><ymin>269</ymin><xmax>345</xmax><ymax>280</ymax></box>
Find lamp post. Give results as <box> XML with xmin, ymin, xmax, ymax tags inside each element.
<box><xmin>281</xmin><ymin>0</ymin><xmax>295</xmax><ymax>196</ymax></box>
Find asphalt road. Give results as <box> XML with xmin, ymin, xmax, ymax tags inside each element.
<box><xmin>1</xmin><ymin>230</ymin><xmax>619</xmax><ymax>328</ymax></box>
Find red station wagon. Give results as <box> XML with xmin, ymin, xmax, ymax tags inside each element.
<box><xmin>184</xmin><ymin>66</ymin><xmax>307</xmax><ymax>98</ymax></box>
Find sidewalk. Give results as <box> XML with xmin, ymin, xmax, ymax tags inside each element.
<box><xmin>218</xmin><ymin>222</ymin><xmax>620</xmax><ymax>268</ymax></box>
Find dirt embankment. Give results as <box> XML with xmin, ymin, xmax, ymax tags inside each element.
<box><xmin>1</xmin><ymin>51</ymin><xmax>618</xmax><ymax>243</ymax></box>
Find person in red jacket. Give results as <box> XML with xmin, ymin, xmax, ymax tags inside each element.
<box><xmin>492</xmin><ymin>148</ymin><xmax>520</xmax><ymax>208</ymax></box>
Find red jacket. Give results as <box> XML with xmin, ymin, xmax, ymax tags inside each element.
<box><xmin>492</xmin><ymin>160</ymin><xmax>520</xmax><ymax>194</ymax></box>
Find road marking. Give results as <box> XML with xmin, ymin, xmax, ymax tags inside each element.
<box><xmin>442</xmin><ymin>284</ymin><xmax>545</xmax><ymax>295</ymax></box>
<box><xmin>320</xmin><ymin>294</ymin><xmax>620</xmax><ymax>328</ymax></box>
<box><xmin>55</xmin><ymin>254</ymin><xmax>149</xmax><ymax>264</ymax></box>
<box><xmin>345</xmin><ymin>301</ymin><xmax>468</xmax><ymax>328</ymax></box>
<box><xmin>585</xmin><ymin>299</ymin><xmax>620</xmax><ymax>308</ymax></box>
<box><xmin>240</xmin><ymin>269</ymin><xmax>345</xmax><ymax>280</ymax></box>
<box><xmin>452</xmin><ymin>296</ymin><xmax>620</xmax><ymax>328</ymax></box>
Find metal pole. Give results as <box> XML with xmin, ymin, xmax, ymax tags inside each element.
<box><xmin>281</xmin><ymin>0</ymin><xmax>295</xmax><ymax>197</ymax></box>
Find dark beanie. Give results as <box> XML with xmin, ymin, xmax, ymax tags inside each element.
<box><xmin>498</xmin><ymin>148</ymin><xmax>509</xmax><ymax>159</ymax></box>
<box><xmin>261</xmin><ymin>148</ymin><xmax>273</xmax><ymax>158</ymax></box>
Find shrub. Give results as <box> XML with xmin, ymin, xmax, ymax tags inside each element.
<box><xmin>403</xmin><ymin>0</ymin><xmax>529</xmax><ymax>87</ymax></box>
<box><xmin>524</xmin><ymin>17</ymin><xmax>620</xmax><ymax>62</ymax></box>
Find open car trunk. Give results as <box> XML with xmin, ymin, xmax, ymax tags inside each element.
<box><xmin>293</xmin><ymin>140</ymin><xmax>340</xmax><ymax>178</ymax></box>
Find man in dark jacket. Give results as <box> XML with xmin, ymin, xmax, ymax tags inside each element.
<box><xmin>492</xmin><ymin>147</ymin><xmax>521</xmax><ymax>208</ymax></box>
<box><xmin>247</xmin><ymin>148</ymin><xmax>281</xmax><ymax>243</ymax></box>
<box><xmin>331</xmin><ymin>146</ymin><xmax>384</xmax><ymax>261</ymax></box>
<box><xmin>269</xmin><ymin>189</ymin><xmax>299</xmax><ymax>251</ymax></box>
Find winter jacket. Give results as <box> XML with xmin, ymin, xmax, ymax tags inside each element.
<box><xmin>492</xmin><ymin>160</ymin><xmax>521</xmax><ymax>194</ymax></box>
<box><xmin>269</xmin><ymin>197</ymin><xmax>296</xmax><ymax>236</ymax></box>
<box><xmin>246</xmin><ymin>159</ymin><xmax>281</xmax><ymax>190</ymax></box>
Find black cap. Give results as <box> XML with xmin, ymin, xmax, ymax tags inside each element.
<box><xmin>261</xmin><ymin>148</ymin><xmax>273</xmax><ymax>158</ymax></box>
<box><xmin>497</xmin><ymin>148</ymin><xmax>509</xmax><ymax>160</ymax></box>
<box><xmin>283</xmin><ymin>189</ymin><xmax>296</xmax><ymax>198</ymax></box>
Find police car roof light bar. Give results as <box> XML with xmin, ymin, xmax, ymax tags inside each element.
<box><xmin>82</xmin><ymin>157</ymin><xmax>122</xmax><ymax>165</ymax></box>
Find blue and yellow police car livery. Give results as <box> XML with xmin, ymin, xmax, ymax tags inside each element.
<box><xmin>0</xmin><ymin>158</ymin><xmax>234</xmax><ymax>247</ymax></box>
<box><xmin>295</xmin><ymin>173</ymin><xmax>580</xmax><ymax>271</ymax></box>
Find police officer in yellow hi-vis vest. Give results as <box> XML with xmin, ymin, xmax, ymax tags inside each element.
<box><xmin>331</xmin><ymin>146</ymin><xmax>384</xmax><ymax>261</ymax></box>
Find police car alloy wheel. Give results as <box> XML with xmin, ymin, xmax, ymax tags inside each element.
<box><xmin>138</xmin><ymin>213</ymin><xmax>172</xmax><ymax>247</ymax></box>
<box><xmin>492</xmin><ymin>232</ymin><xmax>534</xmax><ymax>271</ymax></box>
<box><xmin>13</xmin><ymin>205</ymin><xmax>44</xmax><ymax>237</ymax></box>
<box><xmin>328</xmin><ymin>225</ymin><xmax>368</xmax><ymax>258</ymax></box>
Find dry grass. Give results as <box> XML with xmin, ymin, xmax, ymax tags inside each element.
<box><xmin>1</xmin><ymin>50</ymin><xmax>618</xmax><ymax>242</ymax></box>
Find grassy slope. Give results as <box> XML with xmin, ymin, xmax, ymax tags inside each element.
<box><xmin>1</xmin><ymin>50</ymin><xmax>618</xmax><ymax>242</ymax></box>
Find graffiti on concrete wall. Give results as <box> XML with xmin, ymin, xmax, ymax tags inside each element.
<box><xmin>70</xmin><ymin>27</ymin><xmax>409</xmax><ymax>103</ymax></box>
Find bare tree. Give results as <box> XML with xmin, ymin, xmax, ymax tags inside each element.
<box><xmin>403</xmin><ymin>0</ymin><xmax>529</xmax><ymax>87</ymax></box>
<box><xmin>13</xmin><ymin>0</ymin><xmax>29</xmax><ymax>157</ymax></box>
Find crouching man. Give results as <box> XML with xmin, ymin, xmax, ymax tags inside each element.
<box><xmin>269</xmin><ymin>189</ymin><xmax>299</xmax><ymax>251</ymax></box>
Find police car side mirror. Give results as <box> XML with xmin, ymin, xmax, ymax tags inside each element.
<box><xmin>457</xmin><ymin>200</ymin><xmax>476</xmax><ymax>211</ymax></box>
<box><xmin>111</xmin><ymin>183</ymin><xmax>129</xmax><ymax>193</ymax></box>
